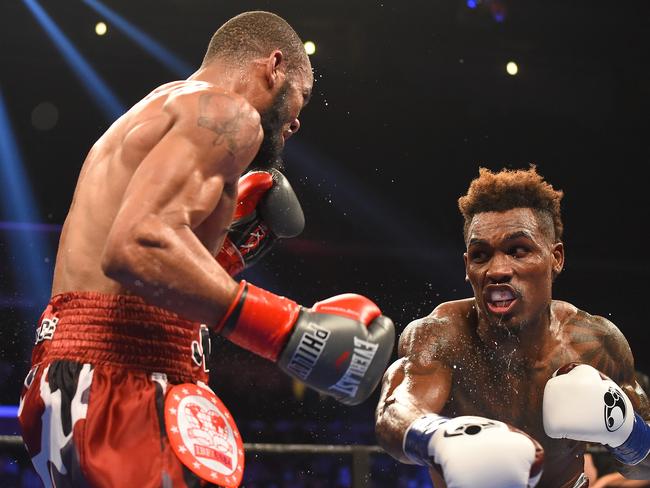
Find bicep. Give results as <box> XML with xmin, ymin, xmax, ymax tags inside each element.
<box><xmin>625</xmin><ymin>380</ymin><xmax>650</xmax><ymax>420</ymax></box>
<box><xmin>386</xmin><ymin>356</ymin><xmax>452</xmax><ymax>415</ymax></box>
<box><xmin>112</xmin><ymin>92</ymin><xmax>262</xmax><ymax>233</ymax></box>
<box><xmin>595</xmin><ymin>317</ymin><xmax>650</xmax><ymax>417</ymax></box>
<box><xmin>380</xmin><ymin>319</ymin><xmax>453</xmax><ymax>415</ymax></box>
<box><xmin>115</xmin><ymin>127</ymin><xmax>231</xmax><ymax>231</ymax></box>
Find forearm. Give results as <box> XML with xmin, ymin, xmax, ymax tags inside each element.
<box><xmin>376</xmin><ymin>381</ymin><xmax>444</xmax><ymax>464</ymax></box>
<box><xmin>102</xmin><ymin>221</ymin><xmax>238</xmax><ymax>325</ymax></box>
<box><xmin>376</xmin><ymin>401</ymin><xmax>426</xmax><ymax>463</ymax></box>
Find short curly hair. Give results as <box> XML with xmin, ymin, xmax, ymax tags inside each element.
<box><xmin>458</xmin><ymin>166</ymin><xmax>564</xmax><ymax>243</ymax></box>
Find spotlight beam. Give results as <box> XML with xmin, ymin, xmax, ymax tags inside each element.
<box><xmin>284</xmin><ymin>139</ymin><xmax>459</xmax><ymax>281</ymax></box>
<box><xmin>82</xmin><ymin>0</ymin><xmax>194</xmax><ymax>78</ymax></box>
<box><xmin>22</xmin><ymin>0</ymin><xmax>125</xmax><ymax>121</ymax></box>
<box><xmin>0</xmin><ymin>87</ymin><xmax>53</xmax><ymax>309</ymax></box>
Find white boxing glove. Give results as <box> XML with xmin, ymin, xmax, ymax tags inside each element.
<box><xmin>403</xmin><ymin>414</ymin><xmax>544</xmax><ymax>488</ymax></box>
<box><xmin>543</xmin><ymin>363</ymin><xmax>633</xmax><ymax>447</ymax></box>
<box><xmin>543</xmin><ymin>363</ymin><xmax>650</xmax><ymax>465</ymax></box>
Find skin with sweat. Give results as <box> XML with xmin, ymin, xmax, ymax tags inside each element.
<box><xmin>51</xmin><ymin>52</ymin><xmax>312</xmax><ymax>327</ymax></box>
<box><xmin>375</xmin><ymin>208</ymin><xmax>650</xmax><ymax>487</ymax></box>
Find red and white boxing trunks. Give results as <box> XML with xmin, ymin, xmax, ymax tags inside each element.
<box><xmin>18</xmin><ymin>292</ymin><xmax>223</xmax><ymax>488</ymax></box>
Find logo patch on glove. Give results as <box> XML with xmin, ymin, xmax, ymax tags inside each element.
<box><xmin>443</xmin><ymin>419</ymin><xmax>500</xmax><ymax>438</ymax></box>
<box><xmin>329</xmin><ymin>337</ymin><xmax>378</xmax><ymax>398</ymax></box>
<box><xmin>604</xmin><ymin>386</ymin><xmax>627</xmax><ymax>432</ymax></box>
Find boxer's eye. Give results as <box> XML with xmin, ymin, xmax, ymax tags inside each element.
<box><xmin>509</xmin><ymin>246</ymin><xmax>529</xmax><ymax>258</ymax></box>
<box><xmin>469</xmin><ymin>250</ymin><xmax>488</xmax><ymax>263</ymax></box>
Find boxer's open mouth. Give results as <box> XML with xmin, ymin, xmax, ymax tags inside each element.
<box><xmin>484</xmin><ymin>286</ymin><xmax>518</xmax><ymax>314</ymax></box>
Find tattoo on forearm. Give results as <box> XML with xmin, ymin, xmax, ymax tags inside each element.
<box><xmin>197</xmin><ymin>93</ymin><xmax>258</xmax><ymax>155</ymax></box>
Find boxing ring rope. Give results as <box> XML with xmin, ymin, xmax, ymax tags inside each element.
<box><xmin>0</xmin><ymin>435</ymin><xmax>384</xmax><ymax>487</ymax></box>
<box><xmin>0</xmin><ymin>435</ymin><xmax>610</xmax><ymax>486</ymax></box>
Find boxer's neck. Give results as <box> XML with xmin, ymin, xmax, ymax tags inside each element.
<box><xmin>475</xmin><ymin>301</ymin><xmax>556</xmax><ymax>365</ymax></box>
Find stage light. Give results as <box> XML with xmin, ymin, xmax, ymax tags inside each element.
<box><xmin>506</xmin><ymin>61</ymin><xmax>518</xmax><ymax>75</ymax></box>
<box><xmin>304</xmin><ymin>41</ymin><xmax>316</xmax><ymax>56</ymax></box>
<box><xmin>31</xmin><ymin>101</ymin><xmax>58</xmax><ymax>130</ymax></box>
<box><xmin>95</xmin><ymin>21</ymin><xmax>107</xmax><ymax>36</ymax></box>
<box><xmin>0</xmin><ymin>87</ymin><xmax>53</xmax><ymax>312</ymax></box>
<box><xmin>82</xmin><ymin>0</ymin><xmax>193</xmax><ymax>78</ymax></box>
<box><xmin>466</xmin><ymin>0</ymin><xmax>478</xmax><ymax>9</ymax></box>
<box><xmin>22</xmin><ymin>0</ymin><xmax>125</xmax><ymax>121</ymax></box>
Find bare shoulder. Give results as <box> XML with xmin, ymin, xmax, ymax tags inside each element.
<box><xmin>163</xmin><ymin>82</ymin><xmax>262</xmax><ymax>171</ymax></box>
<box><xmin>559</xmin><ymin>300</ymin><xmax>635</xmax><ymax>383</ymax></box>
<box><xmin>398</xmin><ymin>298</ymin><xmax>474</xmax><ymax>365</ymax></box>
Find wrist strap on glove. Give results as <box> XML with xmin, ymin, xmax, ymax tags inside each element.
<box><xmin>403</xmin><ymin>413</ymin><xmax>450</xmax><ymax>466</ymax></box>
<box><xmin>608</xmin><ymin>412</ymin><xmax>650</xmax><ymax>465</ymax></box>
<box><xmin>215</xmin><ymin>281</ymin><xmax>300</xmax><ymax>361</ymax></box>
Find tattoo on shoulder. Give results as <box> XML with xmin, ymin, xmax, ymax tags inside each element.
<box><xmin>197</xmin><ymin>93</ymin><xmax>259</xmax><ymax>156</ymax></box>
<box><xmin>566</xmin><ymin>313</ymin><xmax>633</xmax><ymax>382</ymax></box>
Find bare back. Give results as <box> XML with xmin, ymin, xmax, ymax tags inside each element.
<box><xmin>52</xmin><ymin>81</ymin><xmax>258</xmax><ymax>297</ymax></box>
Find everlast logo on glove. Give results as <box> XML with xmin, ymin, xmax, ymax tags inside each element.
<box><xmin>329</xmin><ymin>337</ymin><xmax>379</xmax><ymax>398</ymax></box>
<box><xmin>285</xmin><ymin>324</ymin><xmax>330</xmax><ymax>380</ymax></box>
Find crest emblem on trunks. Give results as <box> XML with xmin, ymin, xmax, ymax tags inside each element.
<box><xmin>165</xmin><ymin>383</ymin><xmax>244</xmax><ymax>487</ymax></box>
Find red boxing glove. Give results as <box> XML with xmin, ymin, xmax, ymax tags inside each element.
<box><xmin>216</xmin><ymin>170</ymin><xmax>303</xmax><ymax>276</ymax></box>
<box><xmin>215</xmin><ymin>281</ymin><xmax>395</xmax><ymax>405</ymax></box>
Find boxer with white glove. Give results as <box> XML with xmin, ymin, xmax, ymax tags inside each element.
<box><xmin>544</xmin><ymin>363</ymin><xmax>650</xmax><ymax>466</ymax></box>
<box><xmin>376</xmin><ymin>167</ymin><xmax>650</xmax><ymax>486</ymax></box>
<box><xmin>403</xmin><ymin>414</ymin><xmax>544</xmax><ymax>488</ymax></box>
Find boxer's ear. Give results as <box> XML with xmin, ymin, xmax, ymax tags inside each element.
<box><xmin>551</xmin><ymin>241</ymin><xmax>564</xmax><ymax>280</ymax></box>
<box><xmin>264</xmin><ymin>50</ymin><xmax>284</xmax><ymax>89</ymax></box>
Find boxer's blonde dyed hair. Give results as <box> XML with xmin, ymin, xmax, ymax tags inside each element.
<box><xmin>458</xmin><ymin>165</ymin><xmax>564</xmax><ymax>243</ymax></box>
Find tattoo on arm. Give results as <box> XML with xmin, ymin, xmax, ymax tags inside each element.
<box><xmin>567</xmin><ymin>314</ymin><xmax>634</xmax><ymax>384</ymax></box>
<box><xmin>197</xmin><ymin>93</ymin><xmax>259</xmax><ymax>156</ymax></box>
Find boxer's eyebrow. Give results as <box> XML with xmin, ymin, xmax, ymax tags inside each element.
<box><xmin>504</xmin><ymin>231</ymin><xmax>533</xmax><ymax>241</ymax></box>
<box><xmin>468</xmin><ymin>237</ymin><xmax>487</xmax><ymax>247</ymax></box>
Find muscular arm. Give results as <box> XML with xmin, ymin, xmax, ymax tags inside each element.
<box><xmin>101</xmin><ymin>91</ymin><xmax>262</xmax><ymax>325</ymax></box>
<box><xmin>375</xmin><ymin>315</ymin><xmax>453</xmax><ymax>463</ymax></box>
<box><xmin>571</xmin><ymin>313</ymin><xmax>650</xmax><ymax>478</ymax></box>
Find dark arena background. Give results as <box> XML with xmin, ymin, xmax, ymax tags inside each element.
<box><xmin>1</xmin><ymin>0</ymin><xmax>650</xmax><ymax>486</ymax></box>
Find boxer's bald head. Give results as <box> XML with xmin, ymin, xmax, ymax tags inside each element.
<box><xmin>458</xmin><ymin>166</ymin><xmax>564</xmax><ymax>245</ymax></box>
<box><xmin>202</xmin><ymin>11</ymin><xmax>311</xmax><ymax>81</ymax></box>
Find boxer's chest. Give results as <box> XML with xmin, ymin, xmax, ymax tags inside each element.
<box><xmin>443</xmin><ymin>345</ymin><xmax>585</xmax><ymax>441</ymax></box>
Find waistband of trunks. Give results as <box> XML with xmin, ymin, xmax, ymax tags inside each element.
<box><xmin>33</xmin><ymin>291</ymin><xmax>208</xmax><ymax>383</ymax></box>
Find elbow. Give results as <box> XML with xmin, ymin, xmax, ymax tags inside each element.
<box><xmin>101</xmin><ymin>236</ymin><xmax>137</xmax><ymax>284</ymax></box>
<box><xmin>374</xmin><ymin>406</ymin><xmax>401</xmax><ymax>460</ymax></box>
<box><xmin>374</xmin><ymin>413</ymin><xmax>393</xmax><ymax>452</ymax></box>
<box><xmin>101</xmin><ymin>217</ymin><xmax>167</xmax><ymax>284</ymax></box>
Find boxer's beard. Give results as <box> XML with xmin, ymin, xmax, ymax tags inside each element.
<box><xmin>249</xmin><ymin>82</ymin><xmax>291</xmax><ymax>172</ymax></box>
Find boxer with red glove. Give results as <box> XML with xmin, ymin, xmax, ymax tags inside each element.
<box><xmin>217</xmin><ymin>168</ymin><xmax>304</xmax><ymax>276</ymax></box>
<box><xmin>544</xmin><ymin>363</ymin><xmax>650</xmax><ymax>466</ymax></box>
<box><xmin>17</xmin><ymin>12</ymin><xmax>395</xmax><ymax>487</ymax></box>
